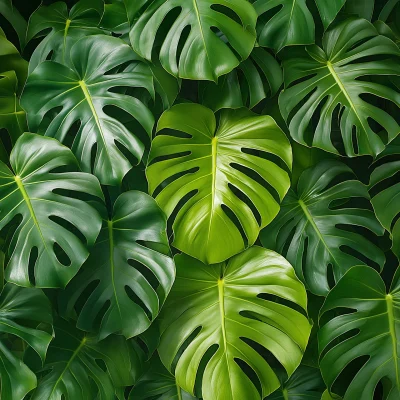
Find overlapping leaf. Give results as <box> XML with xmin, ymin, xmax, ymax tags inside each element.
<box><xmin>0</xmin><ymin>133</ymin><xmax>103</xmax><ymax>288</ymax></box>
<box><xmin>147</xmin><ymin>103</ymin><xmax>292</xmax><ymax>264</ymax></box>
<box><xmin>251</xmin><ymin>0</ymin><xmax>345</xmax><ymax>51</ymax></box>
<box><xmin>60</xmin><ymin>191</ymin><xmax>175</xmax><ymax>339</ymax></box>
<box><xmin>28</xmin><ymin>318</ymin><xmax>145</xmax><ymax>400</ymax></box>
<box><xmin>158</xmin><ymin>247</ymin><xmax>311</xmax><ymax>400</ymax></box>
<box><xmin>26</xmin><ymin>0</ymin><xmax>104</xmax><ymax>73</ymax></box>
<box><xmin>200</xmin><ymin>47</ymin><xmax>282</xmax><ymax>111</ymax></box>
<box><xmin>129</xmin><ymin>0</ymin><xmax>257</xmax><ymax>81</ymax></box>
<box><xmin>319</xmin><ymin>265</ymin><xmax>400</xmax><ymax>399</ymax></box>
<box><xmin>261</xmin><ymin>160</ymin><xmax>385</xmax><ymax>295</ymax></box>
<box><xmin>279</xmin><ymin>18</ymin><xmax>400</xmax><ymax>157</ymax></box>
<box><xmin>22</xmin><ymin>34</ymin><xmax>155</xmax><ymax>186</ymax></box>
<box><xmin>0</xmin><ymin>283</ymin><xmax>53</xmax><ymax>400</ymax></box>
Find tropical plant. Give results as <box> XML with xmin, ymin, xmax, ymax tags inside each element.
<box><xmin>0</xmin><ymin>0</ymin><xmax>399</xmax><ymax>399</ymax></box>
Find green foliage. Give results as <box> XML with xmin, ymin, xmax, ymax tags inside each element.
<box><xmin>0</xmin><ymin>0</ymin><xmax>399</xmax><ymax>399</ymax></box>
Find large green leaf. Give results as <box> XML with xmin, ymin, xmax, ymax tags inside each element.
<box><xmin>158</xmin><ymin>246</ymin><xmax>311</xmax><ymax>400</ymax></box>
<box><xmin>0</xmin><ymin>30</ymin><xmax>27</xmax><ymax>160</ymax></box>
<box><xmin>369</xmin><ymin>141</ymin><xmax>400</xmax><ymax>257</ymax></box>
<box><xmin>261</xmin><ymin>160</ymin><xmax>385</xmax><ymax>295</ymax></box>
<box><xmin>251</xmin><ymin>0</ymin><xmax>346</xmax><ymax>51</ymax></box>
<box><xmin>267</xmin><ymin>365</ymin><xmax>325</xmax><ymax>399</ymax></box>
<box><xmin>129</xmin><ymin>0</ymin><xmax>257</xmax><ymax>81</ymax></box>
<box><xmin>0</xmin><ymin>133</ymin><xmax>103</xmax><ymax>288</ymax></box>
<box><xmin>147</xmin><ymin>103</ymin><xmax>292</xmax><ymax>264</ymax></box>
<box><xmin>0</xmin><ymin>283</ymin><xmax>53</xmax><ymax>400</ymax></box>
<box><xmin>59</xmin><ymin>190</ymin><xmax>175</xmax><ymax>340</ymax></box>
<box><xmin>29</xmin><ymin>318</ymin><xmax>145</xmax><ymax>400</ymax></box>
<box><xmin>0</xmin><ymin>0</ymin><xmax>27</xmax><ymax>49</ymax></box>
<box><xmin>279</xmin><ymin>18</ymin><xmax>400</xmax><ymax>157</ymax></box>
<box><xmin>129</xmin><ymin>355</ymin><xmax>198</xmax><ymax>400</ymax></box>
<box><xmin>199</xmin><ymin>47</ymin><xmax>282</xmax><ymax>111</ymax></box>
<box><xmin>319</xmin><ymin>265</ymin><xmax>400</xmax><ymax>399</ymax></box>
<box><xmin>26</xmin><ymin>0</ymin><xmax>104</xmax><ymax>73</ymax></box>
<box><xmin>21</xmin><ymin>34</ymin><xmax>155</xmax><ymax>186</ymax></box>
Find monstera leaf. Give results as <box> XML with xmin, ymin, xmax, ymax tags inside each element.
<box><xmin>0</xmin><ymin>133</ymin><xmax>103</xmax><ymax>288</ymax></box>
<box><xmin>129</xmin><ymin>0</ymin><xmax>257</xmax><ymax>81</ymax></box>
<box><xmin>0</xmin><ymin>30</ymin><xmax>28</xmax><ymax>160</ymax></box>
<box><xmin>0</xmin><ymin>283</ymin><xmax>53</xmax><ymax>400</ymax></box>
<box><xmin>199</xmin><ymin>47</ymin><xmax>282</xmax><ymax>111</ymax></box>
<box><xmin>147</xmin><ymin>103</ymin><xmax>292</xmax><ymax>264</ymax></box>
<box><xmin>26</xmin><ymin>0</ymin><xmax>104</xmax><ymax>73</ymax></box>
<box><xmin>267</xmin><ymin>365</ymin><xmax>325</xmax><ymax>399</ymax></box>
<box><xmin>129</xmin><ymin>355</ymin><xmax>198</xmax><ymax>400</ymax></box>
<box><xmin>21</xmin><ymin>34</ymin><xmax>155</xmax><ymax>186</ymax></box>
<box><xmin>158</xmin><ymin>247</ymin><xmax>311</xmax><ymax>400</ymax></box>
<box><xmin>0</xmin><ymin>0</ymin><xmax>27</xmax><ymax>49</ymax></box>
<box><xmin>251</xmin><ymin>0</ymin><xmax>345</xmax><ymax>51</ymax></box>
<box><xmin>369</xmin><ymin>141</ymin><xmax>400</xmax><ymax>257</ymax></box>
<box><xmin>319</xmin><ymin>265</ymin><xmax>400</xmax><ymax>399</ymax></box>
<box><xmin>28</xmin><ymin>318</ymin><xmax>144</xmax><ymax>400</ymax></box>
<box><xmin>261</xmin><ymin>160</ymin><xmax>385</xmax><ymax>295</ymax></box>
<box><xmin>59</xmin><ymin>191</ymin><xmax>175</xmax><ymax>340</ymax></box>
<box><xmin>279</xmin><ymin>18</ymin><xmax>400</xmax><ymax>157</ymax></box>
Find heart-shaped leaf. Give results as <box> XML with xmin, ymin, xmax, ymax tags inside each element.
<box><xmin>261</xmin><ymin>160</ymin><xmax>385</xmax><ymax>295</ymax></box>
<box><xmin>26</xmin><ymin>0</ymin><xmax>104</xmax><ymax>73</ymax></box>
<box><xmin>158</xmin><ymin>246</ymin><xmax>311</xmax><ymax>400</ymax></box>
<box><xmin>147</xmin><ymin>103</ymin><xmax>292</xmax><ymax>264</ymax></box>
<box><xmin>59</xmin><ymin>190</ymin><xmax>175</xmax><ymax>339</ymax></box>
<box><xmin>279</xmin><ymin>18</ymin><xmax>400</xmax><ymax>157</ymax></box>
<box><xmin>21</xmin><ymin>34</ymin><xmax>155</xmax><ymax>186</ymax></box>
<box><xmin>319</xmin><ymin>265</ymin><xmax>400</xmax><ymax>399</ymax></box>
<box><xmin>129</xmin><ymin>0</ymin><xmax>257</xmax><ymax>81</ymax></box>
<box><xmin>0</xmin><ymin>133</ymin><xmax>103</xmax><ymax>288</ymax></box>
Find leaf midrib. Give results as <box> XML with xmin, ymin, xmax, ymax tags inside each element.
<box><xmin>386</xmin><ymin>294</ymin><xmax>400</xmax><ymax>388</ymax></box>
<box><xmin>14</xmin><ymin>175</ymin><xmax>49</xmax><ymax>254</ymax></box>
<box><xmin>298</xmin><ymin>199</ymin><xmax>339</xmax><ymax>268</ymax></box>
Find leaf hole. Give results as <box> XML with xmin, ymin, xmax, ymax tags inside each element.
<box><xmin>125</xmin><ymin>285</ymin><xmax>152</xmax><ymax>320</ymax></box>
<box><xmin>234</xmin><ymin>358</ymin><xmax>262</xmax><ymax>397</ymax></box>
<box><xmin>49</xmin><ymin>215</ymin><xmax>87</xmax><ymax>245</ymax></box>
<box><xmin>221</xmin><ymin>204</ymin><xmax>248</xmax><ymax>247</ymax></box>
<box><xmin>152</xmin><ymin>167</ymin><xmax>199</xmax><ymax>198</ymax></box>
<box><xmin>53</xmin><ymin>242</ymin><xmax>71</xmax><ymax>266</ymax></box>
<box><xmin>228</xmin><ymin>183</ymin><xmax>261</xmax><ymax>225</ymax></box>
<box><xmin>128</xmin><ymin>259</ymin><xmax>160</xmax><ymax>291</ymax></box>
<box><xmin>28</xmin><ymin>247</ymin><xmax>38</xmax><ymax>286</ymax></box>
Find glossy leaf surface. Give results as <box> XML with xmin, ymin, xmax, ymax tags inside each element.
<box><xmin>22</xmin><ymin>34</ymin><xmax>155</xmax><ymax>186</ymax></box>
<box><xmin>261</xmin><ymin>160</ymin><xmax>385</xmax><ymax>295</ymax></box>
<box><xmin>279</xmin><ymin>18</ymin><xmax>400</xmax><ymax>157</ymax></box>
<box><xmin>158</xmin><ymin>247</ymin><xmax>311</xmax><ymax>400</ymax></box>
<box><xmin>319</xmin><ymin>266</ymin><xmax>400</xmax><ymax>399</ymax></box>
<box><xmin>129</xmin><ymin>0</ymin><xmax>257</xmax><ymax>81</ymax></box>
<box><xmin>60</xmin><ymin>191</ymin><xmax>175</xmax><ymax>339</ymax></box>
<box><xmin>147</xmin><ymin>103</ymin><xmax>292</xmax><ymax>264</ymax></box>
<box><xmin>0</xmin><ymin>133</ymin><xmax>103</xmax><ymax>288</ymax></box>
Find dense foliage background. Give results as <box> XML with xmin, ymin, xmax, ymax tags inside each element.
<box><xmin>0</xmin><ymin>0</ymin><xmax>399</xmax><ymax>399</ymax></box>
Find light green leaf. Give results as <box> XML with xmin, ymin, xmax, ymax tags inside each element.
<box><xmin>279</xmin><ymin>18</ymin><xmax>400</xmax><ymax>157</ymax></box>
<box><xmin>319</xmin><ymin>265</ymin><xmax>400</xmax><ymax>399</ymax></box>
<box><xmin>129</xmin><ymin>0</ymin><xmax>257</xmax><ymax>81</ymax></box>
<box><xmin>147</xmin><ymin>103</ymin><xmax>292</xmax><ymax>264</ymax></box>
<box><xmin>158</xmin><ymin>246</ymin><xmax>311</xmax><ymax>400</ymax></box>
<box><xmin>59</xmin><ymin>190</ymin><xmax>175</xmax><ymax>340</ymax></box>
<box><xmin>261</xmin><ymin>160</ymin><xmax>385</xmax><ymax>295</ymax></box>
<box><xmin>21</xmin><ymin>34</ymin><xmax>155</xmax><ymax>186</ymax></box>
<box><xmin>0</xmin><ymin>133</ymin><xmax>103</xmax><ymax>288</ymax></box>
